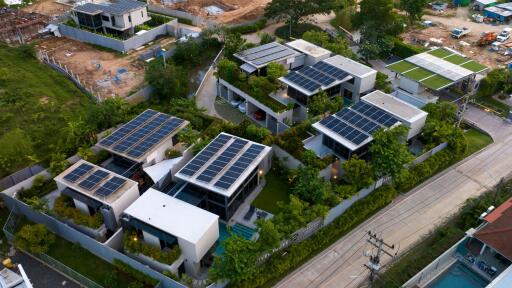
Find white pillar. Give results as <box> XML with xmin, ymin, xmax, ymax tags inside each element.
<box><xmin>479</xmin><ymin>243</ymin><xmax>487</xmax><ymax>256</ymax></box>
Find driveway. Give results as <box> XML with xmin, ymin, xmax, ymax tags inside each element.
<box><xmin>195</xmin><ymin>68</ymin><xmax>220</xmax><ymax>117</ymax></box>
<box><xmin>276</xmin><ymin>112</ymin><xmax>512</xmax><ymax>288</ymax></box>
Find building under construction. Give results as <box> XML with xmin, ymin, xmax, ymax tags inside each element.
<box><xmin>0</xmin><ymin>8</ymin><xmax>49</xmax><ymax>44</ymax></box>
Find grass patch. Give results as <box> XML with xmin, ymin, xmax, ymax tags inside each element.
<box><xmin>275</xmin><ymin>23</ymin><xmax>322</xmax><ymax>40</ymax></box>
<box><xmin>0</xmin><ymin>44</ymin><xmax>95</xmax><ymax>177</ymax></box>
<box><xmin>444</xmin><ymin>54</ymin><xmax>468</xmax><ymax>65</ymax></box>
<box><xmin>474</xmin><ymin>96</ymin><xmax>511</xmax><ymax>117</ymax></box>
<box><xmin>403</xmin><ymin>67</ymin><xmax>434</xmax><ymax>81</ymax></box>
<box><xmin>428</xmin><ymin>48</ymin><xmax>453</xmax><ymax>58</ymax></box>
<box><xmin>461</xmin><ymin>61</ymin><xmax>487</xmax><ymax>73</ymax></box>
<box><xmin>387</xmin><ymin>61</ymin><xmax>418</xmax><ymax>73</ymax></box>
<box><xmin>252</xmin><ymin>170</ymin><xmax>292</xmax><ymax>214</ymax></box>
<box><xmin>420</xmin><ymin>74</ymin><xmax>453</xmax><ymax>90</ymax></box>
<box><xmin>464</xmin><ymin>128</ymin><xmax>493</xmax><ymax>157</ymax></box>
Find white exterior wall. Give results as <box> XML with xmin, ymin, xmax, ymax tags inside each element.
<box><xmin>102</xmin><ymin>7</ymin><xmax>149</xmax><ymax>31</ymax></box>
<box><xmin>143</xmin><ymin>230</ymin><xmax>161</xmax><ymax>247</ymax></box>
<box><xmin>406</xmin><ymin>114</ymin><xmax>428</xmax><ymax>139</ymax></box>
<box><xmin>73</xmin><ymin>199</ymin><xmax>90</xmax><ymax>215</ymax></box>
<box><xmin>110</xmin><ymin>185</ymin><xmax>140</xmax><ymax>223</ymax></box>
<box><xmin>144</xmin><ymin>137</ymin><xmax>175</xmax><ymax>167</ymax></box>
<box><xmin>400</xmin><ymin>77</ymin><xmax>422</xmax><ymax>95</ymax></box>
<box><xmin>358</xmin><ymin>71</ymin><xmax>377</xmax><ymax>94</ymax></box>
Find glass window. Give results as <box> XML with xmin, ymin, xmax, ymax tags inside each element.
<box><xmin>101</xmin><ymin>15</ymin><xmax>110</xmax><ymax>22</ymax></box>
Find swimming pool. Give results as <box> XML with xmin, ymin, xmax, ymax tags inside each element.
<box><xmin>427</xmin><ymin>262</ymin><xmax>489</xmax><ymax>288</ymax></box>
<box><xmin>214</xmin><ymin>223</ymin><xmax>256</xmax><ymax>255</ymax></box>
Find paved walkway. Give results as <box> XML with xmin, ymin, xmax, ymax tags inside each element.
<box><xmin>195</xmin><ymin>67</ymin><xmax>219</xmax><ymax>117</ymax></box>
<box><xmin>276</xmin><ymin>112</ymin><xmax>512</xmax><ymax>288</ymax></box>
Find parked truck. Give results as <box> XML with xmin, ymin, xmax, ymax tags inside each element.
<box><xmin>452</xmin><ymin>27</ymin><xmax>471</xmax><ymax>39</ymax></box>
<box><xmin>478</xmin><ymin>31</ymin><xmax>498</xmax><ymax>46</ymax></box>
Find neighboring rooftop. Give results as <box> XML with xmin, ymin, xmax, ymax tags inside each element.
<box><xmin>97</xmin><ymin>109</ymin><xmax>188</xmax><ymax>163</ymax></box>
<box><xmin>74</xmin><ymin>0</ymin><xmax>147</xmax><ymax>15</ymax></box>
<box><xmin>0</xmin><ymin>267</ymin><xmax>27</xmax><ymax>288</ymax></box>
<box><xmin>123</xmin><ymin>188</ymin><xmax>218</xmax><ymax>244</ymax></box>
<box><xmin>486</xmin><ymin>5</ymin><xmax>512</xmax><ymax>17</ymax></box>
<box><xmin>361</xmin><ymin>90</ymin><xmax>428</xmax><ymax>123</ymax></box>
<box><xmin>312</xmin><ymin>100</ymin><xmax>400</xmax><ymax>151</ymax></box>
<box><xmin>285</xmin><ymin>39</ymin><xmax>331</xmax><ymax>59</ymax></box>
<box><xmin>233</xmin><ymin>42</ymin><xmax>301</xmax><ymax>69</ymax></box>
<box><xmin>387</xmin><ymin>47</ymin><xmax>487</xmax><ymax>90</ymax></box>
<box><xmin>323</xmin><ymin>55</ymin><xmax>377</xmax><ymax>78</ymax></box>
<box><xmin>474</xmin><ymin>197</ymin><xmax>512</xmax><ymax>261</ymax></box>
<box><xmin>175</xmin><ymin>133</ymin><xmax>272</xmax><ymax>197</ymax></box>
<box><xmin>55</xmin><ymin>160</ymin><xmax>138</xmax><ymax>205</ymax></box>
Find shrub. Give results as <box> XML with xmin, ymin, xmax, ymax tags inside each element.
<box><xmin>14</xmin><ymin>224</ymin><xmax>55</xmax><ymax>254</ymax></box>
<box><xmin>165</xmin><ymin>149</ymin><xmax>182</xmax><ymax>159</ymax></box>
<box><xmin>177</xmin><ymin>17</ymin><xmax>193</xmax><ymax>25</ymax></box>
<box><xmin>124</xmin><ymin>231</ymin><xmax>181</xmax><ymax>264</ymax></box>
<box><xmin>53</xmin><ymin>195</ymin><xmax>103</xmax><ymax>229</ymax></box>
<box><xmin>229</xmin><ymin>18</ymin><xmax>267</xmax><ymax>34</ymax></box>
<box><xmin>17</xmin><ymin>177</ymin><xmax>56</xmax><ymax>202</ymax></box>
<box><xmin>113</xmin><ymin>259</ymin><xmax>159</xmax><ymax>286</ymax></box>
<box><xmin>275</xmin><ymin>23</ymin><xmax>322</xmax><ymax>39</ymax></box>
<box><xmin>391</xmin><ymin>38</ymin><xmax>428</xmax><ymax>58</ymax></box>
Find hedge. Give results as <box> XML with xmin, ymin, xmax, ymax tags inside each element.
<box><xmin>53</xmin><ymin>195</ymin><xmax>103</xmax><ymax>229</ymax></box>
<box><xmin>228</xmin><ymin>18</ymin><xmax>267</xmax><ymax>34</ymax></box>
<box><xmin>113</xmin><ymin>259</ymin><xmax>159</xmax><ymax>286</ymax></box>
<box><xmin>124</xmin><ymin>231</ymin><xmax>181</xmax><ymax>264</ymax></box>
<box><xmin>234</xmin><ymin>185</ymin><xmax>398</xmax><ymax>287</ymax></box>
<box><xmin>392</xmin><ymin>39</ymin><xmax>428</xmax><ymax>59</ymax></box>
<box><xmin>17</xmin><ymin>176</ymin><xmax>56</xmax><ymax>202</ymax></box>
<box><xmin>177</xmin><ymin>17</ymin><xmax>193</xmax><ymax>26</ymax></box>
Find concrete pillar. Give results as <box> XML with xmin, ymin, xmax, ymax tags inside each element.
<box><xmin>184</xmin><ymin>259</ymin><xmax>201</xmax><ymax>277</ymax></box>
<box><xmin>73</xmin><ymin>199</ymin><xmax>91</xmax><ymax>215</ymax></box>
<box><xmin>479</xmin><ymin>243</ymin><xmax>487</xmax><ymax>255</ymax></box>
<box><xmin>142</xmin><ymin>230</ymin><xmax>160</xmax><ymax>248</ymax></box>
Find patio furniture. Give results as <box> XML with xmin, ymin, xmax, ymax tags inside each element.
<box><xmin>488</xmin><ymin>266</ymin><xmax>498</xmax><ymax>277</ymax></box>
<box><xmin>256</xmin><ymin>210</ymin><xmax>268</xmax><ymax>219</ymax></box>
<box><xmin>243</xmin><ymin>205</ymin><xmax>256</xmax><ymax>221</ymax></box>
<box><xmin>465</xmin><ymin>254</ymin><xmax>475</xmax><ymax>264</ymax></box>
<box><xmin>477</xmin><ymin>260</ymin><xmax>488</xmax><ymax>271</ymax></box>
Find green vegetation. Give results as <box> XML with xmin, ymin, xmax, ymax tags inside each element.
<box><xmin>0</xmin><ymin>44</ymin><xmax>95</xmax><ymax>177</ymax></box>
<box><xmin>444</xmin><ymin>54</ymin><xmax>468</xmax><ymax>65</ymax></box>
<box><xmin>53</xmin><ymin>195</ymin><xmax>103</xmax><ymax>229</ymax></box>
<box><xmin>14</xmin><ymin>224</ymin><xmax>55</xmax><ymax>254</ymax></box>
<box><xmin>17</xmin><ymin>176</ymin><xmax>56</xmax><ymax>202</ymax></box>
<box><xmin>391</xmin><ymin>39</ymin><xmax>428</xmax><ymax>58</ymax></box>
<box><xmin>461</xmin><ymin>61</ymin><xmax>488</xmax><ymax>73</ymax></box>
<box><xmin>403</xmin><ymin>67</ymin><xmax>434</xmax><ymax>81</ymax></box>
<box><xmin>387</xmin><ymin>61</ymin><xmax>418</xmax><ymax>73</ymax></box>
<box><xmin>420</xmin><ymin>74</ymin><xmax>453</xmax><ymax>90</ymax></box>
<box><xmin>165</xmin><ymin>149</ymin><xmax>182</xmax><ymax>159</ymax></box>
<box><xmin>464</xmin><ymin>128</ymin><xmax>493</xmax><ymax>157</ymax></box>
<box><xmin>274</xmin><ymin>23</ymin><xmax>322</xmax><ymax>40</ymax></box>
<box><xmin>302</xmin><ymin>30</ymin><xmax>357</xmax><ymax>59</ymax></box>
<box><xmin>428</xmin><ymin>48</ymin><xmax>453</xmax><ymax>58</ymax></box>
<box><xmin>399</xmin><ymin>0</ymin><xmax>429</xmax><ymax>24</ymax></box>
<box><xmin>475</xmin><ymin>68</ymin><xmax>512</xmax><ymax>116</ymax></box>
<box><xmin>124</xmin><ymin>231</ymin><xmax>181</xmax><ymax>264</ymax></box>
<box><xmin>372</xmin><ymin>178</ymin><xmax>512</xmax><ymax>288</ymax></box>
<box><xmin>229</xmin><ymin>18</ymin><xmax>267</xmax><ymax>34</ymax></box>
<box><xmin>252</xmin><ymin>170</ymin><xmax>292</xmax><ymax>214</ymax></box>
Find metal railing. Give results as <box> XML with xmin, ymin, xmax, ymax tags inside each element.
<box><xmin>37</xmin><ymin>253</ymin><xmax>104</xmax><ymax>288</ymax></box>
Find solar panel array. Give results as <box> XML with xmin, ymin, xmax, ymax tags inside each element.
<box><xmin>236</xmin><ymin>42</ymin><xmax>297</xmax><ymax>67</ymax></box>
<box><xmin>62</xmin><ymin>163</ymin><xmax>131</xmax><ymax>198</ymax></box>
<box><xmin>283</xmin><ymin>60</ymin><xmax>351</xmax><ymax>94</ymax></box>
<box><xmin>98</xmin><ymin>109</ymin><xmax>186</xmax><ymax>160</ymax></box>
<box><xmin>178</xmin><ymin>134</ymin><xmax>268</xmax><ymax>191</ymax></box>
<box><xmin>95</xmin><ymin>176</ymin><xmax>127</xmax><ymax>197</ymax></box>
<box><xmin>318</xmin><ymin>101</ymin><xmax>400</xmax><ymax>147</ymax></box>
<box><xmin>63</xmin><ymin>163</ymin><xmax>94</xmax><ymax>183</ymax></box>
<box><xmin>79</xmin><ymin>170</ymin><xmax>110</xmax><ymax>190</ymax></box>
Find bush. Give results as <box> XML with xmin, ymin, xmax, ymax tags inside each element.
<box><xmin>229</xmin><ymin>18</ymin><xmax>267</xmax><ymax>34</ymax></box>
<box><xmin>124</xmin><ymin>231</ymin><xmax>181</xmax><ymax>264</ymax></box>
<box><xmin>113</xmin><ymin>259</ymin><xmax>159</xmax><ymax>286</ymax></box>
<box><xmin>165</xmin><ymin>149</ymin><xmax>182</xmax><ymax>159</ymax></box>
<box><xmin>147</xmin><ymin>13</ymin><xmax>173</xmax><ymax>27</ymax></box>
<box><xmin>53</xmin><ymin>195</ymin><xmax>103</xmax><ymax>229</ymax></box>
<box><xmin>391</xmin><ymin>38</ymin><xmax>428</xmax><ymax>58</ymax></box>
<box><xmin>14</xmin><ymin>224</ymin><xmax>55</xmax><ymax>254</ymax></box>
<box><xmin>275</xmin><ymin>23</ymin><xmax>322</xmax><ymax>39</ymax></box>
<box><xmin>17</xmin><ymin>176</ymin><xmax>56</xmax><ymax>202</ymax></box>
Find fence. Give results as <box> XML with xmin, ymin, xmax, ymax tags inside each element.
<box><xmin>195</xmin><ymin>47</ymin><xmax>224</xmax><ymax>97</ymax></box>
<box><xmin>0</xmin><ymin>165</ymin><xmax>45</xmax><ymax>191</ymax></box>
<box><xmin>148</xmin><ymin>4</ymin><xmax>214</xmax><ymax>27</ymax></box>
<box><xmin>410</xmin><ymin>142</ymin><xmax>448</xmax><ymax>167</ymax></box>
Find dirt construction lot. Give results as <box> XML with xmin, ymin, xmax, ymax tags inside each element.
<box><xmin>22</xmin><ymin>0</ymin><xmax>70</xmax><ymax>17</ymax></box>
<box><xmin>152</xmin><ymin>0</ymin><xmax>270</xmax><ymax>24</ymax></box>
<box><xmin>403</xmin><ymin>7</ymin><xmax>511</xmax><ymax>69</ymax></box>
<box><xmin>36</xmin><ymin>37</ymin><xmax>146</xmax><ymax>98</ymax></box>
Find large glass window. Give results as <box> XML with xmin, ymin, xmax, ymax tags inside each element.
<box><xmin>287</xmin><ymin>86</ymin><xmax>309</xmax><ymax>106</ymax></box>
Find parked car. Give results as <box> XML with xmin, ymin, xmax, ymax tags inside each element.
<box><xmin>253</xmin><ymin>110</ymin><xmax>265</xmax><ymax>121</ymax></box>
<box><xmin>230</xmin><ymin>98</ymin><xmax>243</xmax><ymax>108</ymax></box>
<box><xmin>238</xmin><ymin>102</ymin><xmax>247</xmax><ymax>113</ymax></box>
<box><xmin>451</xmin><ymin>27</ymin><xmax>470</xmax><ymax>39</ymax></box>
<box><xmin>497</xmin><ymin>27</ymin><xmax>512</xmax><ymax>42</ymax></box>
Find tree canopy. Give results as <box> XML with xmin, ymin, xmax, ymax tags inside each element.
<box><xmin>369</xmin><ymin>125</ymin><xmax>413</xmax><ymax>178</ymax></box>
<box><xmin>399</xmin><ymin>0</ymin><xmax>429</xmax><ymax>24</ymax></box>
<box><xmin>145</xmin><ymin>62</ymin><xmax>189</xmax><ymax>101</ymax></box>
<box><xmin>265</xmin><ymin>0</ymin><xmax>334</xmax><ymax>33</ymax></box>
<box><xmin>14</xmin><ymin>224</ymin><xmax>55</xmax><ymax>254</ymax></box>
<box><xmin>291</xmin><ymin>165</ymin><xmax>332</xmax><ymax>203</ymax></box>
<box><xmin>341</xmin><ymin>156</ymin><xmax>374</xmax><ymax>190</ymax></box>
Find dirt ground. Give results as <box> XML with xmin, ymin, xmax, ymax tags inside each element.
<box><xmin>152</xmin><ymin>0</ymin><xmax>270</xmax><ymax>24</ymax></box>
<box><xmin>402</xmin><ymin>7</ymin><xmax>512</xmax><ymax>69</ymax></box>
<box><xmin>22</xmin><ymin>0</ymin><xmax>70</xmax><ymax>17</ymax></box>
<box><xmin>36</xmin><ymin>37</ymin><xmax>149</xmax><ymax>98</ymax></box>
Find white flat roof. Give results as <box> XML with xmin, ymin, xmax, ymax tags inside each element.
<box><xmin>361</xmin><ymin>90</ymin><xmax>428</xmax><ymax>123</ymax></box>
<box><xmin>285</xmin><ymin>39</ymin><xmax>331</xmax><ymax>58</ymax></box>
<box><xmin>124</xmin><ymin>188</ymin><xmax>218</xmax><ymax>244</ymax></box>
<box><xmin>477</xmin><ymin>0</ymin><xmax>496</xmax><ymax>5</ymax></box>
<box><xmin>323</xmin><ymin>55</ymin><xmax>377</xmax><ymax>78</ymax></box>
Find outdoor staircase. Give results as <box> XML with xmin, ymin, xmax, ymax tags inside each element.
<box><xmin>231</xmin><ymin>223</ymin><xmax>255</xmax><ymax>240</ymax></box>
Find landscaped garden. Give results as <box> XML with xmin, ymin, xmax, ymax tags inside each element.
<box><xmin>252</xmin><ymin>169</ymin><xmax>292</xmax><ymax>214</ymax></box>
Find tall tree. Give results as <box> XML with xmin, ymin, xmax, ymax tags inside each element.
<box><xmin>291</xmin><ymin>165</ymin><xmax>332</xmax><ymax>204</ymax></box>
<box><xmin>145</xmin><ymin>62</ymin><xmax>189</xmax><ymax>101</ymax></box>
<box><xmin>369</xmin><ymin>125</ymin><xmax>413</xmax><ymax>179</ymax></box>
<box><xmin>400</xmin><ymin>0</ymin><xmax>429</xmax><ymax>24</ymax></box>
<box><xmin>223</xmin><ymin>33</ymin><xmax>246</xmax><ymax>59</ymax></box>
<box><xmin>341</xmin><ymin>156</ymin><xmax>374</xmax><ymax>190</ymax></box>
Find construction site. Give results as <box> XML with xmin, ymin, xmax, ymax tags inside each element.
<box><xmin>151</xmin><ymin>0</ymin><xmax>270</xmax><ymax>24</ymax></box>
<box><xmin>0</xmin><ymin>8</ymin><xmax>49</xmax><ymax>44</ymax></box>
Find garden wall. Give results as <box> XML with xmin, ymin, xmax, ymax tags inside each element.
<box><xmin>1</xmin><ymin>195</ymin><xmax>187</xmax><ymax>288</ymax></box>
<box><xmin>0</xmin><ymin>165</ymin><xmax>46</xmax><ymax>191</ymax></box>
<box><xmin>410</xmin><ymin>142</ymin><xmax>448</xmax><ymax>167</ymax></box>
<box><xmin>271</xmin><ymin>145</ymin><xmax>302</xmax><ymax>169</ymax></box>
<box><xmin>148</xmin><ymin>4</ymin><xmax>214</xmax><ymax>27</ymax></box>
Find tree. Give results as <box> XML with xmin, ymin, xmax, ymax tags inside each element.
<box><xmin>146</xmin><ymin>62</ymin><xmax>189</xmax><ymax>101</ymax></box>
<box><xmin>215</xmin><ymin>59</ymin><xmax>241</xmax><ymax>84</ymax></box>
<box><xmin>341</xmin><ymin>156</ymin><xmax>374</xmax><ymax>190</ymax></box>
<box><xmin>422</xmin><ymin>102</ymin><xmax>458</xmax><ymax>124</ymax></box>
<box><xmin>86</xmin><ymin>97</ymin><xmax>130</xmax><ymax>131</ymax></box>
<box><xmin>61</xmin><ymin>118</ymin><xmax>95</xmax><ymax>150</ymax></box>
<box><xmin>169</xmin><ymin>97</ymin><xmax>209</xmax><ymax>130</ymax></box>
<box><xmin>302</xmin><ymin>31</ymin><xmax>356</xmax><ymax>59</ymax></box>
<box><xmin>265</xmin><ymin>0</ymin><xmax>334</xmax><ymax>37</ymax></box>
<box><xmin>266</xmin><ymin>62</ymin><xmax>287</xmax><ymax>83</ymax></box>
<box><xmin>272</xmin><ymin>195</ymin><xmax>329</xmax><ymax>235</ymax></box>
<box><xmin>0</xmin><ymin>129</ymin><xmax>34</xmax><ymax>176</ymax></box>
<box><xmin>400</xmin><ymin>0</ymin><xmax>429</xmax><ymax>24</ymax></box>
<box><xmin>369</xmin><ymin>125</ymin><xmax>413</xmax><ymax>179</ymax></box>
<box><xmin>307</xmin><ymin>91</ymin><xmax>343</xmax><ymax>117</ymax></box>
<box><xmin>48</xmin><ymin>152</ymin><xmax>70</xmax><ymax>176</ymax></box>
<box><xmin>177</xmin><ymin>128</ymin><xmax>200</xmax><ymax>147</ymax></box>
<box><xmin>259</xmin><ymin>32</ymin><xmax>274</xmax><ymax>45</ymax></box>
<box><xmin>255</xmin><ymin>219</ymin><xmax>282</xmax><ymax>251</ymax></box>
<box><xmin>291</xmin><ymin>165</ymin><xmax>331</xmax><ymax>204</ymax></box>
<box><xmin>209</xmin><ymin>235</ymin><xmax>260</xmax><ymax>283</ymax></box>
<box><xmin>375</xmin><ymin>72</ymin><xmax>392</xmax><ymax>93</ymax></box>
<box><xmin>14</xmin><ymin>224</ymin><xmax>55</xmax><ymax>254</ymax></box>
<box><xmin>224</xmin><ymin>33</ymin><xmax>246</xmax><ymax>59</ymax></box>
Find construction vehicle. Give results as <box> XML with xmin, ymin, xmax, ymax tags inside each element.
<box><xmin>478</xmin><ymin>31</ymin><xmax>498</xmax><ymax>46</ymax></box>
<box><xmin>452</xmin><ymin>27</ymin><xmax>471</xmax><ymax>39</ymax></box>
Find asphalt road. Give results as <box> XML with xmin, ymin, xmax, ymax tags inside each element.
<box><xmin>276</xmin><ymin>111</ymin><xmax>512</xmax><ymax>288</ymax></box>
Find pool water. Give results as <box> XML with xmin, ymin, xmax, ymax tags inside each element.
<box><xmin>427</xmin><ymin>262</ymin><xmax>489</xmax><ymax>288</ymax></box>
<box><xmin>214</xmin><ymin>223</ymin><xmax>256</xmax><ymax>255</ymax></box>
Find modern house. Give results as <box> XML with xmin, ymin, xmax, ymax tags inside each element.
<box><xmin>54</xmin><ymin>160</ymin><xmax>140</xmax><ymax>232</ymax></box>
<box><xmin>122</xmin><ymin>188</ymin><xmax>219</xmax><ymax>276</ymax></box>
<box><xmin>96</xmin><ymin>109</ymin><xmax>189</xmax><ymax>190</ymax></box>
<box><xmin>284</xmin><ymin>39</ymin><xmax>332</xmax><ymax>66</ymax></box>
<box><xmin>173</xmin><ymin>133</ymin><xmax>272</xmax><ymax>221</ymax></box>
<box><xmin>404</xmin><ymin>198</ymin><xmax>512</xmax><ymax>288</ymax></box>
<box><xmin>387</xmin><ymin>47</ymin><xmax>488</xmax><ymax>107</ymax></box>
<box><xmin>233</xmin><ymin>41</ymin><xmax>303</xmax><ymax>75</ymax></box>
<box><xmin>71</xmin><ymin>0</ymin><xmax>150</xmax><ymax>38</ymax></box>
<box><xmin>310</xmin><ymin>90</ymin><xmax>427</xmax><ymax>159</ymax></box>
<box><xmin>484</xmin><ymin>3</ymin><xmax>512</xmax><ymax>22</ymax></box>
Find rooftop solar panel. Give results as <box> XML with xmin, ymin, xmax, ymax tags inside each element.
<box><xmin>127</xmin><ymin>117</ymin><xmax>185</xmax><ymax>158</ymax></box>
<box><xmin>284</xmin><ymin>71</ymin><xmax>321</xmax><ymax>93</ymax></box>
<box><xmin>213</xmin><ymin>144</ymin><xmax>264</xmax><ymax>190</ymax></box>
<box><xmin>99</xmin><ymin>109</ymin><xmax>158</xmax><ymax>147</ymax></box>
<box><xmin>95</xmin><ymin>176</ymin><xmax>126</xmax><ymax>197</ymax></box>
<box><xmin>351</xmin><ymin>102</ymin><xmax>399</xmax><ymax>128</ymax></box>
<box><xmin>313</xmin><ymin>61</ymin><xmax>350</xmax><ymax>80</ymax></box>
<box><xmin>179</xmin><ymin>134</ymin><xmax>232</xmax><ymax>177</ymax></box>
<box><xmin>252</xmin><ymin>49</ymin><xmax>297</xmax><ymax>66</ymax></box>
<box><xmin>299</xmin><ymin>66</ymin><xmax>336</xmax><ymax>86</ymax></box>
<box><xmin>63</xmin><ymin>163</ymin><xmax>94</xmax><ymax>183</ymax></box>
<box><xmin>245</xmin><ymin>46</ymin><xmax>288</xmax><ymax>61</ymax></box>
<box><xmin>336</xmin><ymin>109</ymin><xmax>382</xmax><ymax>135</ymax></box>
<box><xmin>196</xmin><ymin>138</ymin><xmax>248</xmax><ymax>183</ymax></box>
<box><xmin>237</xmin><ymin>42</ymin><xmax>280</xmax><ymax>57</ymax></box>
<box><xmin>112</xmin><ymin>114</ymin><xmax>169</xmax><ymax>153</ymax></box>
<box><xmin>79</xmin><ymin>169</ymin><xmax>109</xmax><ymax>190</ymax></box>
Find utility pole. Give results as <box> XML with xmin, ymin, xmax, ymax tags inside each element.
<box><xmin>363</xmin><ymin>230</ymin><xmax>398</xmax><ymax>282</ymax></box>
<box><xmin>456</xmin><ymin>92</ymin><xmax>470</xmax><ymax>128</ymax></box>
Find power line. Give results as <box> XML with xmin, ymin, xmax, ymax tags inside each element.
<box><xmin>363</xmin><ymin>230</ymin><xmax>398</xmax><ymax>282</ymax></box>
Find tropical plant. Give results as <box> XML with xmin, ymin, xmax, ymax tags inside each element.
<box><xmin>14</xmin><ymin>224</ymin><xmax>55</xmax><ymax>254</ymax></box>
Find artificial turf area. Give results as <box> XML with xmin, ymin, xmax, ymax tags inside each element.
<box><xmin>403</xmin><ymin>67</ymin><xmax>434</xmax><ymax>81</ymax></box>
<box><xmin>427</xmin><ymin>48</ymin><xmax>453</xmax><ymax>58</ymax></box>
<box><xmin>444</xmin><ymin>54</ymin><xmax>468</xmax><ymax>65</ymax></box>
<box><xmin>461</xmin><ymin>61</ymin><xmax>488</xmax><ymax>73</ymax></box>
<box><xmin>252</xmin><ymin>170</ymin><xmax>291</xmax><ymax>214</ymax></box>
<box><xmin>420</xmin><ymin>74</ymin><xmax>453</xmax><ymax>90</ymax></box>
<box><xmin>387</xmin><ymin>61</ymin><xmax>418</xmax><ymax>73</ymax></box>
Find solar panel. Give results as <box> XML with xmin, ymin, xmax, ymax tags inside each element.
<box><xmin>112</xmin><ymin>114</ymin><xmax>170</xmax><ymax>153</ymax></box>
<box><xmin>237</xmin><ymin>42</ymin><xmax>280</xmax><ymax>57</ymax></box>
<box><xmin>319</xmin><ymin>116</ymin><xmax>369</xmax><ymax>145</ymax></box>
<box><xmin>245</xmin><ymin>45</ymin><xmax>288</xmax><ymax>61</ymax></box>
<box><xmin>99</xmin><ymin>110</ymin><xmax>158</xmax><ymax>147</ymax></box>
<box><xmin>299</xmin><ymin>66</ymin><xmax>336</xmax><ymax>86</ymax></box>
<box><xmin>313</xmin><ymin>61</ymin><xmax>350</xmax><ymax>80</ymax></box>
<box><xmin>79</xmin><ymin>169</ymin><xmax>110</xmax><ymax>190</ymax></box>
<box><xmin>351</xmin><ymin>102</ymin><xmax>399</xmax><ymax>127</ymax></box>
<box><xmin>336</xmin><ymin>109</ymin><xmax>381</xmax><ymax>135</ymax></box>
<box><xmin>252</xmin><ymin>49</ymin><xmax>296</xmax><ymax>66</ymax></box>
<box><xmin>63</xmin><ymin>163</ymin><xmax>94</xmax><ymax>183</ymax></box>
<box><xmin>95</xmin><ymin>176</ymin><xmax>126</xmax><ymax>197</ymax></box>
<box><xmin>127</xmin><ymin>117</ymin><xmax>185</xmax><ymax>158</ymax></box>
<box><xmin>284</xmin><ymin>72</ymin><xmax>321</xmax><ymax>93</ymax></box>
<box><xmin>196</xmin><ymin>138</ymin><xmax>248</xmax><ymax>183</ymax></box>
<box><xmin>214</xmin><ymin>144</ymin><xmax>265</xmax><ymax>190</ymax></box>
<box><xmin>179</xmin><ymin>134</ymin><xmax>232</xmax><ymax>177</ymax></box>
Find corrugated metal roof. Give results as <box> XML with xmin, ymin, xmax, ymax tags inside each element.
<box><xmin>74</xmin><ymin>0</ymin><xmax>146</xmax><ymax>15</ymax></box>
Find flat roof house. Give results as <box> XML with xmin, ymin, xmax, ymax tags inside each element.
<box><xmin>122</xmin><ymin>188</ymin><xmax>219</xmax><ymax>276</ymax></box>
<box><xmin>54</xmin><ymin>160</ymin><xmax>140</xmax><ymax>233</ymax></box>
<box><xmin>71</xmin><ymin>0</ymin><xmax>150</xmax><ymax>39</ymax></box>
<box><xmin>311</xmin><ymin>90</ymin><xmax>427</xmax><ymax>159</ymax></box>
<box><xmin>387</xmin><ymin>47</ymin><xmax>487</xmax><ymax>107</ymax></box>
<box><xmin>174</xmin><ymin>133</ymin><xmax>272</xmax><ymax>221</ymax></box>
<box><xmin>284</xmin><ymin>39</ymin><xmax>332</xmax><ymax>66</ymax></box>
<box><xmin>233</xmin><ymin>41</ymin><xmax>303</xmax><ymax>74</ymax></box>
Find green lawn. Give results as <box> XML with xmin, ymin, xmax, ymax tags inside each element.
<box><xmin>387</xmin><ymin>61</ymin><xmax>418</xmax><ymax>73</ymax></box>
<box><xmin>464</xmin><ymin>128</ymin><xmax>493</xmax><ymax>157</ymax></box>
<box><xmin>420</xmin><ymin>74</ymin><xmax>453</xmax><ymax>90</ymax></box>
<box><xmin>428</xmin><ymin>48</ymin><xmax>453</xmax><ymax>58</ymax></box>
<box><xmin>0</xmin><ymin>44</ymin><xmax>95</xmax><ymax>176</ymax></box>
<box><xmin>403</xmin><ymin>67</ymin><xmax>434</xmax><ymax>81</ymax></box>
<box><xmin>461</xmin><ymin>61</ymin><xmax>488</xmax><ymax>73</ymax></box>
<box><xmin>444</xmin><ymin>54</ymin><xmax>468</xmax><ymax>65</ymax></box>
<box><xmin>252</xmin><ymin>170</ymin><xmax>292</xmax><ymax>214</ymax></box>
